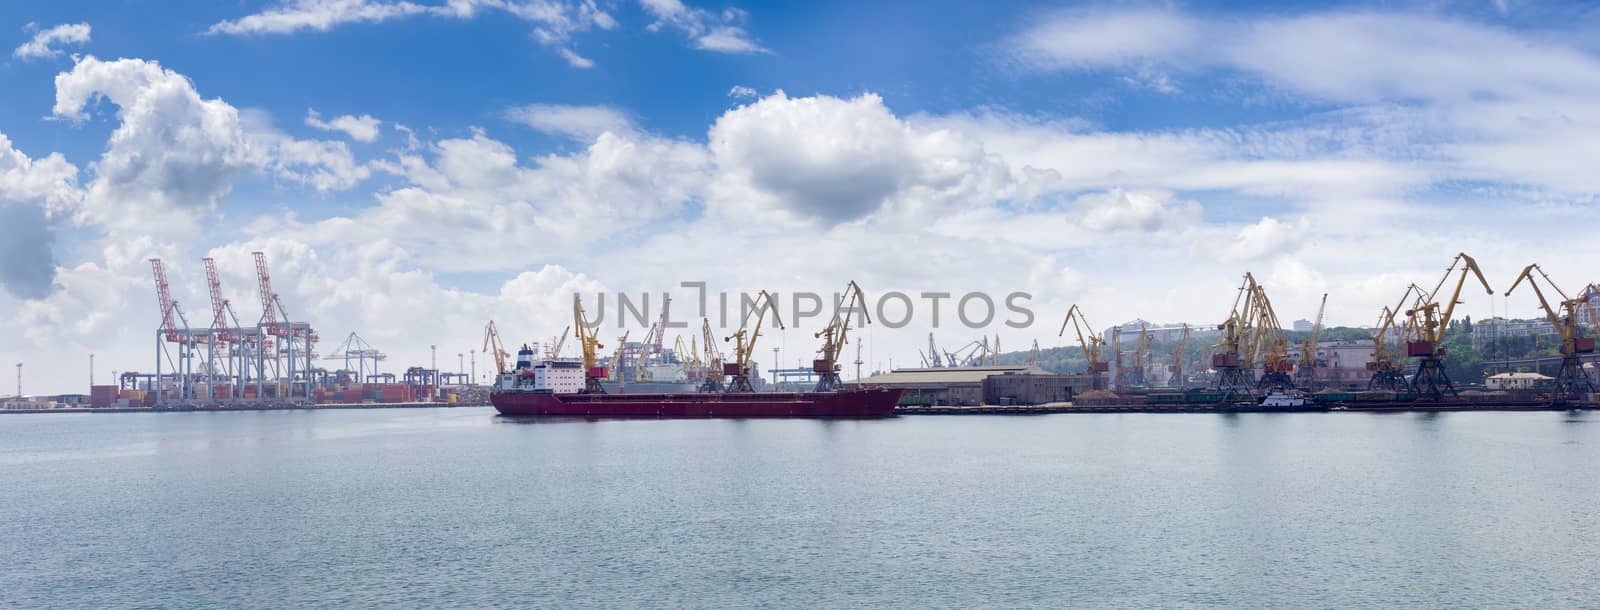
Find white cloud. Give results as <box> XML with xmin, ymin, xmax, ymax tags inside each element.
<box><xmin>209</xmin><ymin>0</ymin><xmax>616</xmax><ymax>66</ymax></box>
<box><xmin>708</xmin><ymin>91</ymin><xmax>1016</xmax><ymax>225</ymax></box>
<box><xmin>1007</xmin><ymin>9</ymin><xmax>1600</xmax><ymax>105</ymax></box>
<box><xmin>728</xmin><ymin>85</ymin><xmax>757</xmax><ymax>99</ymax></box>
<box><xmin>1008</xmin><ymin>8</ymin><xmax>1199</xmax><ymax>72</ymax></box>
<box><xmin>504</xmin><ymin>103</ymin><xmax>632</xmax><ymax>140</ymax></box>
<box><xmin>53</xmin><ymin>56</ymin><xmax>368</xmax><ymax>236</ymax></box>
<box><xmin>1221</xmin><ymin>216</ymin><xmax>1307</xmax><ymax>262</ymax></box>
<box><xmin>640</xmin><ymin>0</ymin><xmax>768</xmax><ymax>54</ymax></box>
<box><xmin>1078</xmin><ymin>189</ymin><xmax>1201</xmax><ymax>233</ymax></box>
<box><xmin>13</xmin><ymin>22</ymin><xmax>91</xmax><ymax>60</ymax></box>
<box><xmin>556</xmin><ymin>47</ymin><xmax>595</xmax><ymax>68</ymax></box>
<box><xmin>207</xmin><ymin>0</ymin><xmax>433</xmax><ymax>35</ymax></box>
<box><xmin>305</xmin><ymin>109</ymin><xmax>382</xmax><ymax>142</ymax></box>
<box><xmin>0</xmin><ymin>132</ymin><xmax>81</xmax><ymax>216</ymax></box>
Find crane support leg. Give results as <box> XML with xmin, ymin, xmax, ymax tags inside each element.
<box><xmin>1408</xmin><ymin>358</ymin><xmax>1455</xmax><ymax>398</ymax></box>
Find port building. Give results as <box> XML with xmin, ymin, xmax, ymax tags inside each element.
<box><xmin>856</xmin><ymin>365</ymin><xmax>1103</xmax><ymax>406</ymax></box>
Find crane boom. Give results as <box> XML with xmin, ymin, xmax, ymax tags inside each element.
<box><xmin>1294</xmin><ymin>293</ymin><xmax>1328</xmax><ymax>388</ymax></box>
<box><xmin>574</xmin><ymin>295</ymin><xmax>606</xmax><ymax>393</ymax></box>
<box><xmin>482</xmin><ymin>320</ymin><xmax>509</xmax><ymax>375</ymax></box>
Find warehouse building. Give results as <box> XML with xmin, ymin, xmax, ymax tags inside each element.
<box><xmin>855</xmin><ymin>365</ymin><xmax>1103</xmax><ymax>406</ymax></box>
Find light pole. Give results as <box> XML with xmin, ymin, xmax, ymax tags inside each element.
<box><xmin>772</xmin><ymin>347</ymin><xmax>780</xmax><ymax>387</ymax></box>
<box><xmin>15</xmin><ymin>362</ymin><xmax>21</xmax><ymax>399</ymax></box>
<box><xmin>470</xmin><ymin>350</ymin><xmax>476</xmax><ymax>384</ymax></box>
<box><xmin>458</xmin><ymin>352</ymin><xmax>464</xmax><ymax>379</ymax></box>
<box><xmin>90</xmin><ymin>353</ymin><xmax>95</xmax><ymax>389</ymax></box>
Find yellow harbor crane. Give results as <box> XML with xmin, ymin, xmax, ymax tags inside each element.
<box><xmin>1210</xmin><ymin>272</ymin><xmax>1292</xmax><ymax>394</ymax></box>
<box><xmin>813</xmin><ymin>281</ymin><xmax>868</xmax><ymax>391</ymax></box>
<box><xmin>725</xmin><ymin>290</ymin><xmax>783</xmax><ymax>392</ymax></box>
<box><xmin>674</xmin><ymin>335</ymin><xmax>698</xmax><ymax>381</ymax></box>
<box><xmin>1125</xmin><ymin>323</ymin><xmax>1152</xmax><ymax>388</ymax></box>
<box><xmin>1368</xmin><ymin>284</ymin><xmax>1428</xmax><ymax>390</ymax></box>
<box><xmin>608</xmin><ymin>331</ymin><xmax>630</xmax><ymax>391</ymax></box>
<box><xmin>574</xmin><ymin>295</ymin><xmax>606</xmax><ymax>393</ymax></box>
<box><xmin>1213</xmin><ymin>273</ymin><xmax>1260</xmax><ymax>393</ymax></box>
<box><xmin>1405</xmin><ymin>253</ymin><xmax>1493</xmax><ymax>396</ymax></box>
<box><xmin>1292</xmin><ymin>294</ymin><xmax>1328</xmax><ymax>390</ymax></box>
<box><xmin>1168</xmin><ymin>323</ymin><xmax>1191</xmax><ymax>388</ymax></box>
<box><xmin>481</xmin><ymin>320</ymin><xmax>510</xmax><ymax>376</ymax></box>
<box><xmin>1506</xmin><ymin>263</ymin><xmax>1597</xmax><ymax>403</ymax></box>
<box><xmin>1058</xmin><ymin>304</ymin><xmax>1109</xmax><ymax>376</ymax></box>
<box><xmin>700</xmin><ymin>318</ymin><xmax>725</xmax><ymax>392</ymax></box>
<box><xmin>1250</xmin><ymin>282</ymin><xmax>1294</xmax><ymax>391</ymax></box>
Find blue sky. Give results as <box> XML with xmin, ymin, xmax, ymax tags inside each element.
<box><xmin>4</xmin><ymin>0</ymin><xmax>1600</xmax><ymax>393</ymax></box>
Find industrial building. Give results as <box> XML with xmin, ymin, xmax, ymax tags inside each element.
<box><xmin>856</xmin><ymin>365</ymin><xmax>1103</xmax><ymax>406</ymax></box>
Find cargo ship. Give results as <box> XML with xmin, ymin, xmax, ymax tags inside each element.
<box><xmin>491</xmin><ymin>386</ymin><xmax>902</xmax><ymax>418</ymax></box>
<box><xmin>489</xmin><ymin>344</ymin><xmax>900</xmax><ymax>417</ymax></box>
<box><xmin>490</xmin><ymin>286</ymin><xmax>898</xmax><ymax>419</ymax></box>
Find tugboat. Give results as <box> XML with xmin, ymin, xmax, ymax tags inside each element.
<box><xmin>1257</xmin><ymin>390</ymin><xmax>1319</xmax><ymax>411</ymax></box>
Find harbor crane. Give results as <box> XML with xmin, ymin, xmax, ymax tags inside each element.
<box><xmin>1292</xmin><ymin>294</ymin><xmax>1329</xmax><ymax>390</ymax></box>
<box><xmin>1406</xmin><ymin>253</ymin><xmax>1493</xmax><ymax>397</ymax></box>
<box><xmin>1123</xmin><ymin>324</ymin><xmax>1152</xmax><ymax>388</ymax></box>
<box><xmin>1213</xmin><ymin>273</ymin><xmax>1260</xmax><ymax>396</ymax></box>
<box><xmin>1368</xmin><ymin>284</ymin><xmax>1428</xmax><ymax>390</ymax></box>
<box><xmin>1168</xmin><ymin>323</ymin><xmax>1190</xmax><ymax>388</ymax></box>
<box><xmin>1058</xmin><ymin>304</ymin><xmax>1109</xmax><ymax>376</ymax></box>
<box><xmin>1250</xmin><ymin>283</ymin><xmax>1293</xmax><ymax>391</ymax></box>
<box><xmin>700</xmin><ymin>318</ymin><xmax>725</xmax><ymax>392</ymax></box>
<box><xmin>813</xmin><ymin>280</ymin><xmax>868</xmax><ymax>391</ymax></box>
<box><xmin>546</xmin><ymin>326</ymin><xmax>569</xmax><ymax>360</ymax></box>
<box><xmin>325</xmin><ymin>332</ymin><xmax>386</xmax><ymax>383</ymax></box>
<box><xmin>1027</xmin><ymin>340</ymin><xmax>1040</xmax><ymax>368</ymax></box>
<box><xmin>482</xmin><ymin>320</ymin><xmax>509</xmax><ymax>375</ymax></box>
<box><xmin>574</xmin><ymin>295</ymin><xmax>606</xmax><ymax>393</ymax></box>
<box><xmin>150</xmin><ymin>258</ymin><xmax>198</xmax><ymax>401</ymax></box>
<box><xmin>609</xmin><ymin>331</ymin><xmax>630</xmax><ymax>391</ymax></box>
<box><xmin>1505</xmin><ymin>264</ymin><xmax>1596</xmax><ymax>403</ymax></box>
<box><xmin>725</xmin><ymin>290</ymin><xmax>782</xmax><ymax>393</ymax></box>
<box><xmin>925</xmin><ymin>333</ymin><xmax>944</xmax><ymax>368</ymax></box>
<box><xmin>1210</xmin><ymin>272</ymin><xmax>1291</xmax><ymax>395</ymax></box>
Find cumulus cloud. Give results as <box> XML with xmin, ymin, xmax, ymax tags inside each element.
<box><xmin>305</xmin><ymin>109</ymin><xmax>382</xmax><ymax>142</ymax></box>
<box><xmin>13</xmin><ymin>22</ymin><xmax>91</xmax><ymax>60</ymax></box>
<box><xmin>709</xmin><ymin>91</ymin><xmax>1016</xmax><ymax>225</ymax></box>
<box><xmin>728</xmin><ymin>85</ymin><xmax>758</xmax><ymax>99</ymax></box>
<box><xmin>504</xmin><ymin>103</ymin><xmax>633</xmax><ymax>140</ymax></box>
<box><xmin>0</xmin><ymin>132</ymin><xmax>81</xmax><ymax>216</ymax></box>
<box><xmin>1221</xmin><ymin>216</ymin><xmax>1308</xmax><ymax>262</ymax></box>
<box><xmin>641</xmin><ymin>0</ymin><xmax>768</xmax><ymax>54</ymax></box>
<box><xmin>52</xmin><ymin>56</ymin><xmax>367</xmax><ymax>230</ymax></box>
<box><xmin>1077</xmin><ymin>189</ymin><xmax>1201</xmax><ymax>233</ymax></box>
<box><xmin>207</xmin><ymin>0</ymin><xmax>616</xmax><ymax>66</ymax></box>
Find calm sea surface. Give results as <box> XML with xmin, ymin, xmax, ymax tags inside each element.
<box><xmin>2</xmin><ymin>408</ymin><xmax>1597</xmax><ymax>608</ymax></box>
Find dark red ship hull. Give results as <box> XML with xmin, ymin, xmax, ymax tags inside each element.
<box><xmin>491</xmin><ymin>387</ymin><xmax>902</xmax><ymax>418</ymax></box>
